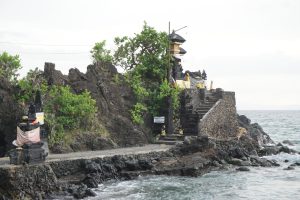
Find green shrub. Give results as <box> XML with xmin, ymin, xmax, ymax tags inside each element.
<box><xmin>130</xmin><ymin>102</ymin><xmax>147</xmax><ymax>124</ymax></box>
<box><xmin>44</xmin><ymin>85</ymin><xmax>98</xmax><ymax>147</ymax></box>
<box><xmin>0</xmin><ymin>51</ymin><xmax>21</xmax><ymax>83</ymax></box>
<box><xmin>90</xmin><ymin>40</ymin><xmax>113</xmax><ymax>63</ymax></box>
<box><xmin>45</xmin><ymin>85</ymin><xmax>97</xmax><ymax>130</ymax></box>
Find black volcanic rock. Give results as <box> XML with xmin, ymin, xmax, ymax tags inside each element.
<box><xmin>236</xmin><ymin>166</ymin><xmax>250</xmax><ymax>171</ymax></box>
<box><xmin>43</xmin><ymin>62</ymin><xmax>151</xmax><ymax>152</ymax></box>
<box><xmin>282</xmin><ymin>140</ymin><xmax>294</xmax><ymax>146</ymax></box>
<box><xmin>237</xmin><ymin>115</ymin><xmax>274</xmax><ymax>146</ymax></box>
<box><xmin>0</xmin><ymin>78</ymin><xmax>21</xmax><ymax>157</ymax></box>
<box><xmin>44</xmin><ymin>62</ymin><xmax>68</xmax><ymax>86</ymax></box>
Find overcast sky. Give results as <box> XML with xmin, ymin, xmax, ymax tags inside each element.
<box><xmin>0</xmin><ymin>0</ymin><xmax>299</xmax><ymax>110</ymax></box>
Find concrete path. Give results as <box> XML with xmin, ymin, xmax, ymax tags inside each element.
<box><xmin>0</xmin><ymin>144</ymin><xmax>172</xmax><ymax>167</ymax></box>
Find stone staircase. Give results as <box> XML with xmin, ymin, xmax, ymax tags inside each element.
<box><xmin>155</xmin><ymin>90</ymin><xmax>221</xmax><ymax>145</ymax></box>
<box><xmin>182</xmin><ymin>92</ymin><xmax>220</xmax><ymax>136</ymax></box>
<box><xmin>156</xmin><ymin>134</ymin><xmax>185</xmax><ymax>145</ymax></box>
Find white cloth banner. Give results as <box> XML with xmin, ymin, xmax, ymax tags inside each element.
<box><xmin>14</xmin><ymin>126</ymin><xmax>41</xmax><ymax>146</ymax></box>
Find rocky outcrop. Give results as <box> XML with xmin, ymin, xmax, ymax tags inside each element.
<box><xmin>0</xmin><ymin>164</ymin><xmax>59</xmax><ymax>199</ymax></box>
<box><xmin>258</xmin><ymin>142</ymin><xmax>298</xmax><ymax>156</ymax></box>
<box><xmin>44</xmin><ymin>62</ymin><xmax>68</xmax><ymax>86</ymax></box>
<box><xmin>236</xmin><ymin>115</ymin><xmax>298</xmax><ymax>157</ymax></box>
<box><xmin>237</xmin><ymin>114</ymin><xmax>274</xmax><ymax>146</ymax></box>
<box><xmin>0</xmin><ymin>78</ymin><xmax>21</xmax><ymax>157</ymax></box>
<box><xmin>43</xmin><ymin>62</ymin><xmax>150</xmax><ymax>152</ymax></box>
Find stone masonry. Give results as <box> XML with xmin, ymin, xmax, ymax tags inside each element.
<box><xmin>180</xmin><ymin>89</ymin><xmax>239</xmax><ymax>139</ymax></box>
<box><xmin>198</xmin><ymin>91</ymin><xmax>239</xmax><ymax>138</ymax></box>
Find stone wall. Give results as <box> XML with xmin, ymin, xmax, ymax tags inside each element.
<box><xmin>198</xmin><ymin>91</ymin><xmax>238</xmax><ymax>138</ymax></box>
<box><xmin>0</xmin><ymin>150</ymin><xmax>170</xmax><ymax>199</ymax></box>
<box><xmin>0</xmin><ymin>164</ymin><xmax>59</xmax><ymax>199</ymax></box>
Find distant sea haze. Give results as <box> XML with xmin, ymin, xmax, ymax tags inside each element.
<box><xmin>237</xmin><ymin>105</ymin><xmax>300</xmax><ymax>110</ymax></box>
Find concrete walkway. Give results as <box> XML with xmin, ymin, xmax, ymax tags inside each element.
<box><xmin>0</xmin><ymin>144</ymin><xmax>172</xmax><ymax>167</ymax></box>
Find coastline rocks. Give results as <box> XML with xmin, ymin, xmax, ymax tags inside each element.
<box><xmin>279</xmin><ymin>146</ymin><xmax>297</xmax><ymax>154</ymax></box>
<box><xmin>283</xmin><ymin>166</ymin><xmax>295</xmax><ymax>170</ymax></box>
<box><xmin>1</xmin><ymin>132</ymin><xmax>286</xmax><ymax>199</ymax></box>
<box><xmin>172</xmin><ymin>135</ymin><xmax>216</xmax><ymax>155</ymax></box>
<box><xmin>236</xmin><ymin>166</ymin><xmax>250</xmax><ymax>171</ymax></box>
<box><xmin>237</xmin><ymin>115</ymin><xmax>274</xmax><ymax>146</ymax></box>
<box><xmin>282</xmin><ymin>140</ymin><xmax>294</xmax><ymax>146</ymax></box>
<box><xmin>250</xmin><ymin>156</ymin><xmax>280</xmax><ymax>167</ymax></box>
<box><xmin>237</xmin><ymin>115</ymin><xmax>298</xmax><ymax>157</ymax></box>
<box><xmin>258</xmin><ymin>146</ymin><xmax>280</xmax><ymax>156</ymax></box>
<box><xmin>258</xmin><ymin>145</ymin><xmax>298</xmax><ymax>156</ymax></box>
<box><xmin>67</xmin><ymin>184</ymin><xmax>96</xmax><ymax>199</ymax></box>
<box><xmin>0</xmin><ymin>164</ymin><xmax>59</xmax><ymax>199</ymax></box>
<box><xmin>293</xmin><ymin>162</ymin><xmax>300</xmax><ymax>166</ymax></box>
<box><xmin>228</xmin><ymin>158</ymin><xmax>251</xmax><ymax>166</ymax></box>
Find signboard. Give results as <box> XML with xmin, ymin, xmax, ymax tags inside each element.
<box><xmin>154</xmin><ymin>116</ymin><xmax>165</xmax><ymax>124</ymax></box>
<box><xmin>36</xmin><ymin>112</ymin><xmax>44</xmax><ymax>125</ymax></box>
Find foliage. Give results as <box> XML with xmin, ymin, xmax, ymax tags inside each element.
<box><xmin>112</xmin><ymin>23</ymin><xmax>180</xmax><ymax>123</ymax></box>
<box><xmin>0</xmin><ymin>51</ymin><xmax>22</xmax><ymax>83</ymax></box>
<box><xmin>90</xmin><ymin>40</ymin><xmax>113</xmax><ymax>63</ymax></box>
<box><xmin>44</xmin><ymin>85</ymin><xmax>97</xmax><ymax>130</ymax></box>
<box><xmin>16</xmin><ymin>67</ymin><xmax>48</xmax><ymax>104</ymax></box>
<box><xmin>14</xmin><ymin>63</ymin><xmax>98</xmax><ymax>147</ymax></box>
<box><xmin>89</xmin><ymin>23</ymin><xmax>182</xmax><ymax>125</ymax></box>
<box><xmin>130</xmin><ymin>103</ymin><xmax>147</xmax><ymax>124</ymax></box>
<box><xmin>114</xmin><ymin>23</ymin><xmax>168</xmax><ymax>76</ymax></box>
<box><xmin>44</xmin><ymin>85</ymin><xmax>97</xmax><ymax>146</ymax></box>
<box><xmin>158</xmin><ymin>79</ymin><xmax>182</xmax><ymax>111</ymax></box>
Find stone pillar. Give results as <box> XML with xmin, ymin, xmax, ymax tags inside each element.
<box><xmin>166</xmin><ymin>97</ymin><xmax>174</xmax><ymax>135</ymax></box>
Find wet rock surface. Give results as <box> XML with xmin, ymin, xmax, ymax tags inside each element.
<box><xmin>282</xmin><ymin>140</ymin><xmax>294</xmax><ymax>146</ymax></box>
<box><xmin>283</xmin><ymin>166</ymin><xmax>295</xmax><ymax>170</ymax></box>
<box><xmin>236</xmin><ymin>166</ymin><xmax>250</xmax><ymax>171</ymax></box>
<box><xmin>0</xmin><ymin>164</ymin><xmax>59</xmax><ymax>199</ymax></box>
<box><xmin>258</xmin><ymin>143</ymin><xmax>298</xmax><ymax>157</ymax></box>
<box><xmin>237</xmin><ymin>115</ymin><xmax>274</xmax><ymax>146</ymax></box>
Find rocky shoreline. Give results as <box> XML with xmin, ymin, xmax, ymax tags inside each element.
<box><xmin>1</xmin><ymin>114</ymin><xmax>299</xmax><ymax>200</ymax></box>
<box><xmin>51</xmin><ymin>135</ymin><xmax>299</xmax><ymax>199</ymax></box>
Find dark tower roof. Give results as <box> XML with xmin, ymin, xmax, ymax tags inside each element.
<box><xmin>172</xmin><ymin>55</ymin><xmax>182</xmax><ymax>62</ymax></box>
<box><xmin>169</xmin><ymin>31</ymin><xmax>186</xmax><ymax>43</ymax></box>
<box><xmin>179</xmin><ymin>47</ymin><xmax>187</xmax><ymax>55</ymax></box>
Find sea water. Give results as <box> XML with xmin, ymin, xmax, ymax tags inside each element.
<box><xmin>88</xmin><ymin>110</ymin><xmax>300</xmax><ymax>200</ymax></box>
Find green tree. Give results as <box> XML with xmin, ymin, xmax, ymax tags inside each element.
<box><xmin>91</xmin><ymin>23</ymin><xmax>182</xmax><ymax>124</ymax></box>
<box><xmin>113</xmin><ymin>23</ymin><xmax>179</xmax><ymax>123</ymax></box>
<box><xmin>0</xmin><ymin>51</ymin><xmax>22</xmax><ymax>83</ymax></box>
<box><xmin>45</xmin><ymin>85</ymin><xmax>97</xmax><ymax>130</ymax></box>
<box><xmin>44</xmin><ymin>85</ymin><xmax>97</xmax><ymax>146</ymax></box>
<box><xmin>90</xmin><ymin>40</ymin><xmax>113</xmax><ymax>63</ymax></box>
